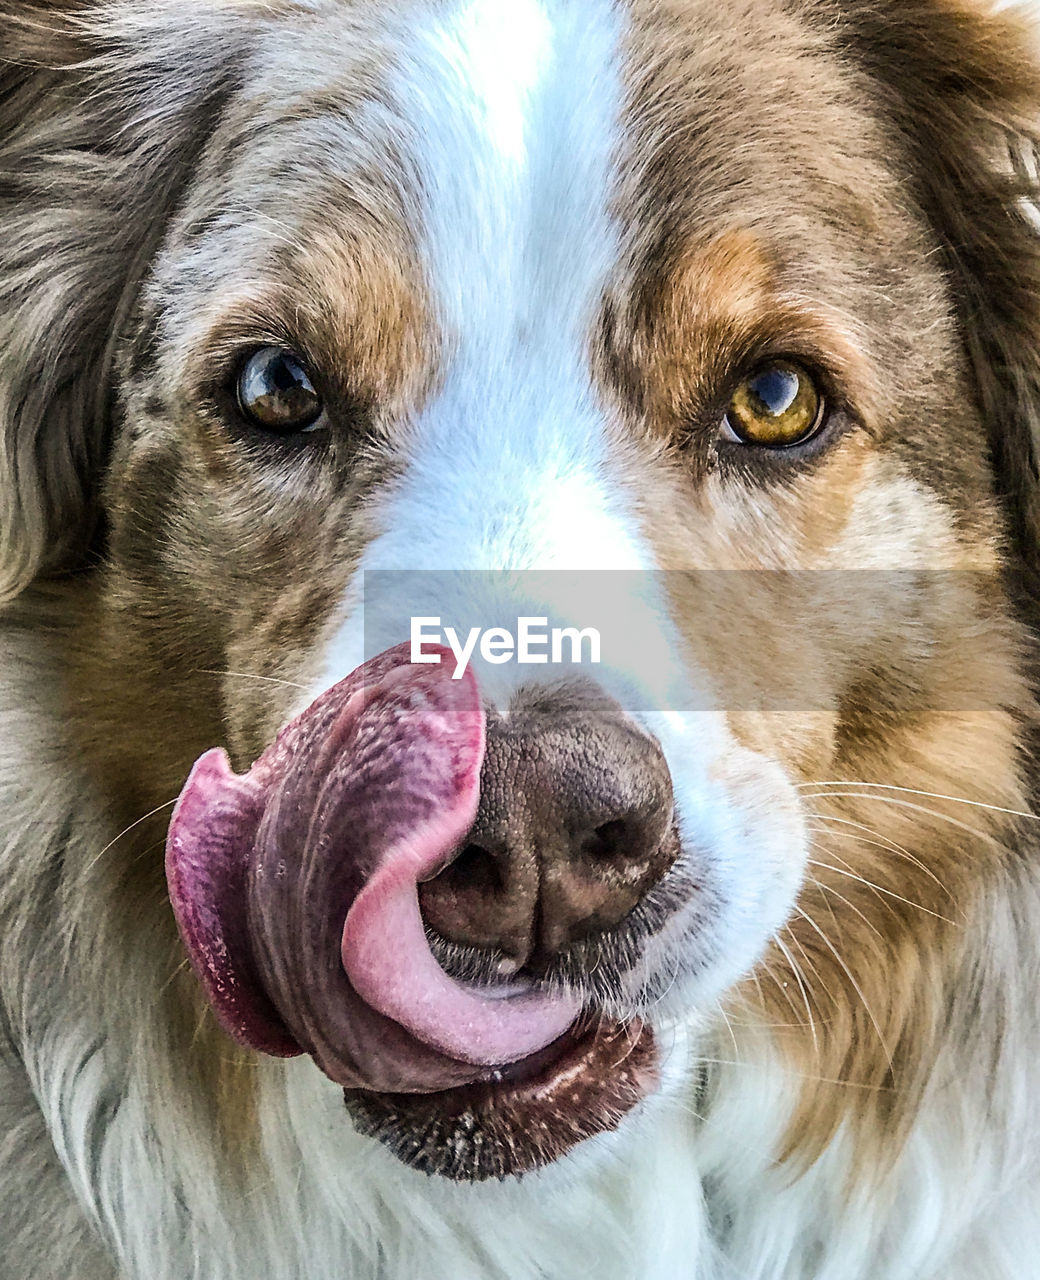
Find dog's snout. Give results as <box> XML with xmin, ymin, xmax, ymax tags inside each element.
<box><xmin>418</xmin><ymin>684</ymin><xmax>679</xmax><ymax>967</ymax></box>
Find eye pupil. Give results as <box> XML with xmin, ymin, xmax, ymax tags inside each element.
<box><xmin>237</xmin><ymin>347</ymin><xmax>323</xmax><ymax>433</ymax></box>
<box><xmin>747</xmin><ymin>368</ymin><xmax>800</xmax><ymax>418</ymax></box>
<box><xmin>724</xmin><ymin>360</ymin><xmax>823</xmax><ymax>448</ymax></box>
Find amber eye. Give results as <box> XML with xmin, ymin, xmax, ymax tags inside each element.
<box><xmin>723</xmin><ymin>360</ymin><xmax>824</xmax><ymax>448</ymax></box>
<box><xmin>236</xmin><ymin>347</ymin><xmax>323</xmax><ymax>433</ymax></box>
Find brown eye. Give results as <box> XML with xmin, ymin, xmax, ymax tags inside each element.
<box><xmin>237</xmin><ymin>347</ymin><xmax>323</xmax><ymax>433</ymax></box>
<box><xmin>723</xmin><ymin>360</ymin><xmax>824</xmax><ymax>447</ymax></box>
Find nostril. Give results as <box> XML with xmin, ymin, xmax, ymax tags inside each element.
<box><xmin>419</xmin><ymin>690</ymin><xmax>679</xmax><ymax>963</ymax></box>
<box><xmin>580</xmin><ymin>819</ymin><xmax>632</xmax><ymax>863</ymax></box>
<box><xmin>418</xmin><ymin>838</ymin><xmax>532</xmax><ymax>963</ymax></box>
<box><xmin>430</xmin><ymin>842</ymin><xmax>505</xmax><ymax>897</ymax></box>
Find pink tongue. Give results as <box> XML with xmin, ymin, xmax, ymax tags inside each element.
<box><xmin>166</xmin><ymin>644</ymin><xmax>578</xmax><ymax>1091</ymax></box>
<box><xmin>343</xmin><ymin>841</ymin><xmax>577</xmax><ymax>1065</ymax></box>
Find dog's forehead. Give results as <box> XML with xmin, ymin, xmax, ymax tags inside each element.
<box><xmin>169</xmin><ymin>0</ymin><xmax>896</xmax><ymax>327</ymax></box>
<box><xmin>143</xmin><ymin>0</ymin><xmax>950</xmax><ymax>465</ymax></box>
<box><xmin>381</xmin><ymin>0</ymin><xmax>623</xmax><ymax>337</ymax></box>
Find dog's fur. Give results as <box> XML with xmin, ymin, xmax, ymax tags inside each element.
<box><xmin>5</xmin><ymin>0</ymin><xmax>1040</xmax><ymax>1276</ymax></box>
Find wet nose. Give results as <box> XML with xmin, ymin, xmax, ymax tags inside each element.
<box><xmin>418</xmin><ymin>682</ymin><xmax>679</xmax><ymax>967</ymax></box>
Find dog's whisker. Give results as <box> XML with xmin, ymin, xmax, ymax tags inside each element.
<box><xmin>804</xmin><ymin>829</ymin><xmax>952</xmax><ymax>911</ymax></box>
<box><xmin>641</xmin><ymin>942</ymin><xmax>687</xmax><ymax>1015</ymax></box>
<box><xmin>81</xmin><ymin>798</ymin><xmax>179</xmax><ymax>877</ymax></box>
<box><xmin>809</xmin><ymin>865</ymin><xmax>845</xmax><ymax>941</ymax></box>
<box><xmin>608</xmin><ymin>1019</ymin><xmax>646</xmax><ymax>1073</ymax></box>
<box><xmin>715</xmin><ymin>1015</ymin><xmax>837</xmax><ymax>1030</ymax></box>
<box><xmin>655</xmin><ymin>1093</ymin><xmax>788</xmax><ymax>1170</ymax></box>
<box><xmin>803</xmin><ymin>858</ymin><xmax>886</xmax><ymax>941</ymax></box>
<box><xmin>194</xmin><ymin>668</ymin><xmax>308</xmax><ymax>691</ymax></box>
<box><xmin>799</xmin><ymin>780</ymin><xmax>1039</xmax><ymax>824</ymax></box>
<box><xmin>189</xmin><ymin>1002</ymin><xmax>214</xmax><ymax>1054</ymax></box>
<box><xmin>806</xmin><ymin>815</ymin><xmax>956</xmax><ymax>902</ymax></box>
<box><xmin>805</xmin><ymin>854</ymin><xmax>955</xmax><ymax>925</ymax></box>
<box><xmin>727</xmin><ymin>967</ymin><xmax>838</xmax><ymax>1029</ymax></box>
<box><xmin>156</xmin><ymin>955</ymin><xmax>192</xmax><ymax>1001</ymax></box>
<box><xmin>713</xmin><ymin>998</ymin><xmax>742</xmax><ymax>1064</ymax></box>
<box><xmin>773</xmin><ymin>929</ymin><xmax>822</xmax><ymax>1057</ymax></box>
<box><xmin>792</xmin><ymin>907</ymin><xmax>894</xmax><ymax>1071</ymax></box>
<box><xmin>801</xmin><ymin>792</ymin><xmax>1008</xmax><ymax>851</ymax></box>
<box><xmin>757</xmin><ymin>962</ymin><xmax>808</xmax><ymax>1027</ymax></box>
<box><xmin>785</xmin><ymin>911</ymin><xmax>854</xmax><ymax>1023</ymax></box>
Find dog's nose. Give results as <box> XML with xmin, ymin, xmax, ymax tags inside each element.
<box><xmin>418</xmin><ymin>683</ymin><xmax>679</xmax><ymax>967</ymax></box>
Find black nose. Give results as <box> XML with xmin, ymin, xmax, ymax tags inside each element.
<box><xmin>418</xmin><ymin>682</ymin><xmax>679</xmax><ymax>967</ymax></box>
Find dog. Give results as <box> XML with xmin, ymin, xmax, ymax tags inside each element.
<box><xmin>4</xmin><ymin>0</ymin><xmax>1040</xmax><ymax>1276</ymax></box>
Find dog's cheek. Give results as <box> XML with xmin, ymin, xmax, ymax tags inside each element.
<box><xmin>724</xmin><ymin>710</ymin><xmax>839</xmax><ymax>789</ymax></box>
<box><xmin>639</xmin><ymin>708</ymin><xmax>809</xmax><ymax>1013</ymax></box>
<box><xmin>101</xmin><ymin>419</ymin><xmax>367</xmax><ymax>761</ymax></box>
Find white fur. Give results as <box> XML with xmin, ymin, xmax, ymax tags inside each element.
<box><xmin>311</xmin><ymin>0</ymin><xmax>809</xmax><ymax>1033</ymax></box>
<box><xmin>20</xmin><ymin>884</ymin><xmax>1040</xmax><ymax>1280</ymax></box>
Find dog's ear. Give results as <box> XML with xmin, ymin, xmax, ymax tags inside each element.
<box><xmin>0</xmin><ymin>5</ymin><xmax>244</xmax><ymax>602</ymax></box>
<box><xmin>841</xmin><ymin>0</ymin><xmax>1040</xmax><ymax>564</ymax></box>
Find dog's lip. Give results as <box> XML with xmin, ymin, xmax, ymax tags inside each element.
<box><xmin>343</xmin><ymin>1017</ymin><xmax>659</xmax><ymax>1181</ymax></box>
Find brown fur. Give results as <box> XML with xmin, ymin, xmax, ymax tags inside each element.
<box><xmin>594</xmin><ymin>0</ymin><xmax>1040</xmax><ymax>1176</ymax></box>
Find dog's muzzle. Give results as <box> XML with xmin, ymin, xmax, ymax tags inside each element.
<box><xmin>165</xmin><ymin>643</ymin><xmax>670</xmax><ymax>1176</ymax></box>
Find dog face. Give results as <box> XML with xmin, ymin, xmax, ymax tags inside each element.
<box><xmin>4</xmin><ymin>0</ymin><xmax>1040</xmax><ymax>1192</ymax></box>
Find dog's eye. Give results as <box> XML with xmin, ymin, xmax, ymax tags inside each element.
<box><xmin>236</xmin><ymin>347</ymin><xmax>324</xmax><ymax>433</ymax></box>
<box><xmin>722</xmin><ymin>361</ymin><xmax>823</xmax><ymax>448</ymax></box>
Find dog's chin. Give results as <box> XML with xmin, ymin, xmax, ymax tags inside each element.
<box><xmin>343</xmin><ymin>1019</ymin><xmax>658</xmax><ymax>1181</ymax></box>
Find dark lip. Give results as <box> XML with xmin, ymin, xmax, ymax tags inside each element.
<box><xmin>342</xmin><ymin>1019</ymin><xmax>659</xmax><ymax>1182</ymax></box>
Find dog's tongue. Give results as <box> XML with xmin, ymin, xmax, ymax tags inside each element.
<box><xmin>165</xmin><ymin>645</ymin><xmax>578</xmax><ymax>1093</ymax></box>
